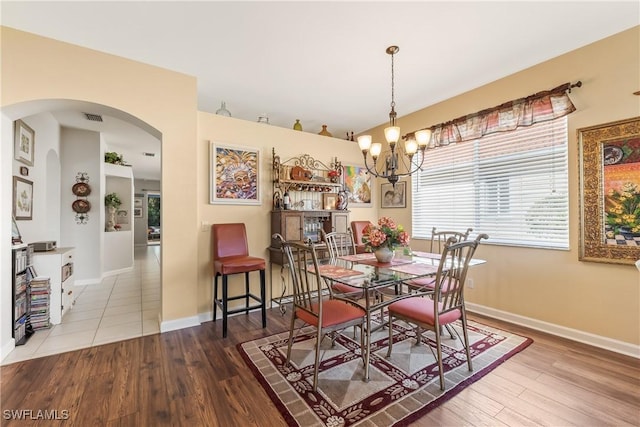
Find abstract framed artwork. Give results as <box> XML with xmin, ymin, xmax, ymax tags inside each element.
<box><xmin>381</xmin><ymin>181</ymin><xmax>406</xmax><ymax>208</ymax></box>
<box><xmin>210</xmin><ymin>142</ymin><xmax>261</xmax><ymax>205</ymax></box>
<box><xmin>343</xmin><ymin>165</ymin><xmax>372</xmax><ymax>207</ymax></box>
<box><xmin>13</xmin><ymin>176</ymin><xmax>33</xmax><ymax>220</ymax></box>
<box><xmin>14</xmin><ymin>119</ymin><xmax>35</xmax><ymax>166</ymax></box>
<box><xmin>578</xmin><ymin>116</ymin><xmax>640</xmax><ymax>264</ymax></box>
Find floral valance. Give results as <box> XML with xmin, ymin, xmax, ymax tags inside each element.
<box><xmin>405</xmin><ymin>82</ymin><xmax>581</xmax><ymax>146</ymax></box>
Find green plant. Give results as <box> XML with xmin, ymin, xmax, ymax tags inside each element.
<box><xmin>105</xmin><ymin>151</ymin><xmax>125</xmax><ymax>165</ymax></box>
<box><xmin>105</xmin><ymin>192</ymin><xmax>122</xmax><ymax>209</ymax></box>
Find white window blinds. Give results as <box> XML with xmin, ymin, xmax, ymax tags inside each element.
<box><xmin>411</xmin><ymin>117</ymin><xmax>569</xmax><ymax>249</ymax></box>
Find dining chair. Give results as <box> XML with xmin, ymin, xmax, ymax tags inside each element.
<box><xmin>350</xmin><ymin>221</ymin><xmax>374</xmax><ymax>254</ymax></box>
<box><xmin>212</xmin><ymin>223</ymin><xmax>266</xmax><ymax>338</ymax></box>
<box><xmin>386</xmin><ymin>233</ymin><xmax>488</xmax><ymax>390</ymax></box>
<box><xmin>273</xmin><ymin>233</ymin><xmax>366</xmax><ymax>392</ymax></box>
<box><xmin>321</xmin><ymin>230</ymin><xmax>364</xmax><ymax>299</ymax></box>
<box><xmin>404</xmin><ymin>227</ymin><xmax>474</xmax><ymax>293</ymax></box>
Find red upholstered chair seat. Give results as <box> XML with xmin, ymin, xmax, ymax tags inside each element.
<box><xmin>296</xmin><ymin>299</ymin><xmax>366</xmax><ymax>328</ymax></box>
<box><xmin>212</xmin><ymin>223</ymin><xmax>266</xmax><ymax>338</ymax></box>
<box><xmin>388</xmin><ymin>298</ymin><xmax>461</xmax><ymax>326</ymax></box>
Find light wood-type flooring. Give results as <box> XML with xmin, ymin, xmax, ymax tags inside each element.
<box><xmin>1</xmin><ymin>309</ymin><xmax>638</xmax><ymax>426</ymax></box>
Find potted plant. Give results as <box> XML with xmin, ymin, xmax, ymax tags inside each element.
<box><xmin>104</xmin><ymin>151</ymin><xmax>126</xmax><ymax>165</ymax></box>
<box><xmin>362</xmin><ymin>216</ymin><xmax>410</xmax><ymax>263</ymax></box>
<box><xmin>105</xmin><ymin>192</ymin><xmax>122</xmax><ymax>209</ymax></box>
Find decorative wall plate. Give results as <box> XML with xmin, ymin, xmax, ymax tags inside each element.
<box><xmin>72</xmin><ymin>199</ymin><xmax>91</xmax><ymax>213</ymax></box>
<box><xmin>72</xmin><ymin>182</ymin><xmax>92</xmax><ymax>196</ymax></box>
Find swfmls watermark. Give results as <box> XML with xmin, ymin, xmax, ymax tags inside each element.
<box><xmin>3</xmin><ymin>409</ymin><xmax>70</xmax><ymax>421</ymax></box>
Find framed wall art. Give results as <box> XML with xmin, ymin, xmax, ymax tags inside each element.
<box><xmin>14</xmin><ymin>119</ymin><xmax>35</xmax><ymax>166</ymax></box>
<box><xmin>343</xmin><ymin>165</ymin><xmax>372</xmax><ymax>206</ymax></box>
<box><xmin>381</xmin><ymin>181</ymin><xmax>406</xmax><ymax>208</ymax></box>
<box><xmin>13</xmin><ymin>176</ymin><xmax>33</xmax><ymax>220</ymax></box>
<box><xmin>323</xmin><ymin>193</ymin><xmax>338</xmax><ymax>210</ymax></box>
<box><xmin>578</xmin><ymin>116</ymin><xmax>640</xmax><ymax>265</ymax></box>
<box><xmin>133</xmin><ymin>207</ymin><xmax>143</xmax><ymax>218</ymax></box>
<box><xmin>210</xmin><ymin>142</ymin><xmax>261</xmax><ymax>205</ymax></box>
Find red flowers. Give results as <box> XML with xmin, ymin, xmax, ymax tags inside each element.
<box><xmin>362</xmin><ymin>216</ymin><xmax>410</xmax><ymax>251</ymax></box>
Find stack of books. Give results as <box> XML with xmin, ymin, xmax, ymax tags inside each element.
<box><xmin>29</xmin><ymin>276</ymin><xmax>51</xmax><ymax>330</ymax></box>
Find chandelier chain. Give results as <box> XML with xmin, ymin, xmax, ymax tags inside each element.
<box><xmin>390</xmin><ymin>50</ymin><xmax>395</xmax><ymax>110</ymax></box>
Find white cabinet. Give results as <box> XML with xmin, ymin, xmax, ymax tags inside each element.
<box><xmin>32</xmin><ymin>247</ymin><xmax>75</xmax><ymax>325</ymax></box>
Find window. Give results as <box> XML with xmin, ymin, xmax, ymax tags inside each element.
<box><xmin>412</xmin><ymin>117</ymin><xmax>568</xmax><ymax>249</ymax></box>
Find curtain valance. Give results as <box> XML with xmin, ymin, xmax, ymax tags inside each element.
<box><xmin>405</xmin><ymin>81</ymin><xmax>581</xmax><ymax>147</ymax></box>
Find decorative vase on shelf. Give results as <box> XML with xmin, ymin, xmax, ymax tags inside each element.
<box><xmin>293</xmin><ymin>119</ymin><xmax>303</xmax><ymax>131</ymax></box>
<box><xmin>106</xmin><ymin>206</ymin><xmax>117</xmax><ymax>232</ymax></box>
<box><xmin>374</xmin><ymin>246</ymin><xmax>395</xmax><ymax>263</ymax></box>
<box><xmin>215</xmin><ymin>101</ymin><xmax>232</xmax><ymax>117</ymax></box>
<box><xmin>318</xmin><ymin>125</ymin><xmax>332</xmax><ymax>137</ymax></box>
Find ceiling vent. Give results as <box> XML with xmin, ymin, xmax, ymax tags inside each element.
<box><xmin>83</xmin><ymin>113</ymin><xmax>103</xmax><ymax>122</ymax></box>
<box><xmin>143</xmin><ymin>152</ymin><xmax>156</xmax><ymax>157</ymax></box>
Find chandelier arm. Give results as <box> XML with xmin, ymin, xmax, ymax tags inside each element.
<box><xmin>361</xmin><ymin>154</ymin><xmax>384</xmax><ymax>178</ymax></box>
<box><xmin>394</xmin><ymin>152</ymin><xmax>427</xmax><ymax>177</ymax></box>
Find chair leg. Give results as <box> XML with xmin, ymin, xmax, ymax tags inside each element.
<box><xmin>260</xmin><ymin>269</ymin><xmax>266</xmax><ymax>328</ymax></box>
<box><xmin>445</xmin><ymin>324</ymin><xmax>455</xmax><ymax>339</ymax></box>
<box><xmin>461</xmin><ymin>312</ymin><xmax>473</xmax><ymax>372</ymax></box>
<box><xmin>213</xmin><ymin>274</ymin><xmax>218</xmax><ymax>322</ymax></box>
<box><xmin>222</xmin><ymin>274</ymin><xmax>228</xmax><ymax>338</ymax></box>
<box><xmin>286</xmin><ymin>312</ymin><xmax>297</xmax><ymax>363</ymax></box>
<box><xmin>244</xmin><ymin>272</ymin><xmax>250</xmax><ymax>314</ymax></box>
<box><xmin>435</xmin><ymin>321</ymin><xmax>445</xmax><ymax>390</ymax></box>
<box><xmin>313</xmin><ymin>326</ymin><xmax>323</xmax><ymax>392</ymax></box>
<box><xmin>386</xmin><ymin>313</ymin><xmax>394</xmax><ymax>358</ymax></box>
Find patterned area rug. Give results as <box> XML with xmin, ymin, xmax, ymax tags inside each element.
<box><xmin>238</xmin><ymin>317</ymin><xmax>532</xmax><ymax>426</ymax></box>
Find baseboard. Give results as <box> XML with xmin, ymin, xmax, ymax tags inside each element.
<box><xmin>160</xmin><ymin>315</ymin><xmax>200</xmax><ymax>333</ymax></box>
<box><xmin>466</xmin><ymin>302</ymin><xmax>640</xmax><ymax>359</ymax></box>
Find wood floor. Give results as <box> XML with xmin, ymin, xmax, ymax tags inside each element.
<box><xmin>1</xmin><ymin>310</ymin><xmax>638</xmax><ymax>426</ymax></box>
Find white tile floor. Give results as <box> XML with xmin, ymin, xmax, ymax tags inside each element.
<box><xmin>2</xmin><ymin>245</ymin><xmax>161</xmax><ymax>365</ymax></box>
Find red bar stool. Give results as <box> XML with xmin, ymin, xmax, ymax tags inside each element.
<box><xmin>212</xmin><ymin>223</ymin><xmax>266</xmax><ymax>338</ymax></box>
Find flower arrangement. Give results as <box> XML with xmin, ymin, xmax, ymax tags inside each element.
<box><xmin>606</xmin><ymin>181</ymin><xmax>640</xmax><ymax>235</ymax></box>
<box><xmin>362</xmin><ymin>216</ymin><xmax>410</xmax><ymax>252</ymax></box>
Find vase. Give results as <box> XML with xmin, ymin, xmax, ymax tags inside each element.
<box><xmin>215</xmin><ymin>101</ymin><xmax>232</xmax><ymax>117</ymax></box>
<box><xmin>318</xmin><ymin>125</ymin><xmax>332</xmax><ymax>137</ymax></box>
<box><xmin>106</xmin><ymin>205</ymin><xmax>117</xmax><ymax>232</ymax></box>
<box><xmin>293</xmin><ymin>119</ymin><xmax>303</xmax><ymax>131</ymax></box>
<box><xmin>374</xmin><ymin>247</ymin><xmax>394</xmax><ymax>263</ymax></box>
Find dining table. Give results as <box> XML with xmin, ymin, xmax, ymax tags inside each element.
<box><xmin>314</xmin><ymin>249</ymin><xmax>486</xmax><ymax>381</ymax></box>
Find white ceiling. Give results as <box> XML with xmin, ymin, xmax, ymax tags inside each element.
<box><xmin>2</xmin><ymin>1</ymin><xmax>638</xmax><ymax>181</ymax></box>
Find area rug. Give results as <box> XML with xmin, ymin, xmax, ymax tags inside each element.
<box><xmin>238</xmin><ymin>317</ymin><xmax>532</xmax><ymax>426</ymax></box>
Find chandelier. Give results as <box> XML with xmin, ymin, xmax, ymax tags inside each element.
<box><xmin>357</xmin><ymin>46</ymin><xmax>432</xmax><ymax>187</ymax></box>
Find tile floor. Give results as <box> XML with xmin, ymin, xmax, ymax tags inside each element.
<box><xmin>2</xmin><ymin>245</ymin><xmax>161</xmax><ymax>365</ymax></box>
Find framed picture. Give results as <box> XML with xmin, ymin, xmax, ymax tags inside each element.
<box><xmin>133</xmin><ymin>207</ymin><xmax>143</xmax><ymax>218</ymax></box>
<box><xmin>14</xmin><ymin>119</ymin><xmax>35</xmax><ymax>166</ymax></box>
<box><xmin>343</xmin><ymin>165</ymin><xmax>372</xmax><ymax>206</ymax></box>
<box><xmin>13</xmin><ymin>176</ymin><xmax>33</xmax><ymax>220</ymax></box>
<box><xmin>578</xmin><ymin>116</ymin><xmax>640</xmax><ymax>265</ymax></box>
<box><xmin>210</xmin><ymin>142</ymin><xmax>261</xmax><ymax>205</ymax></box>
<box><xmin>323</xmin><ymin>193</ymin><xmax>338</xmax><ymax>210</ymax></box>
<box><xmin>117</xmin><ymin>209</ymin><xmax>129</xmax><ymax>224</ymax></box>
<box><xmin>381</xmin><ymin>181</ymin><xmax>406</xmax><ymax>208</ymax></box>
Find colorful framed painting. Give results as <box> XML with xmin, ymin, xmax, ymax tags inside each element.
<box><xmin>343</xmin><ymin>165</ymin><xmax>372</xmax><ymax>206</ymax></box>
<box><xmin>381</xmin><ymin>181</ymin><xmax>406</xmax><ymax>208</ymax></box>
<box><xmin>578</xmin><ymin>116</ymin><xmax>640</xmax><ymax>264</ymax></box>
<box><xmin>210</xmin><ymin>142</ymin><xmax>261</xmax><ymax>205</ymax></box>
<box><xmin>13</xmin><ymin>176</ymin><xmax>33</xmax><ymax>220</ymax></box>
<box><xmin>14</xmin><ymin>119</ymin><xmax>35</xmax><ymax>166</ymax></box>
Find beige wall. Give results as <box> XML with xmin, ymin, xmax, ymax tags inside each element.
<box><xmin>1</xmin><ymin>27</ymin><xmax>199</xmax><ymax>325</ymax></box>
<box><xmin>363</xmin><ymin>27</ymin><xmax>640</xmax><ymax>346</ymax></box>
<box><xmin>3</xmin><ymin>25</ymin><xmax>638</xmax><ymax>352</ymax></box>
<box><xmin>196</xmin><ymin>114</ymin><xmax>375</xmax><ymax>315</ymax></box>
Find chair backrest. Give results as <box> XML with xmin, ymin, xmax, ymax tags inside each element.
<box><xmin>433</xmin><ymin>233</ymin><xmax>488</xmax><ymax>318</ymax></box>
<box><xmin>430</xmin><ymin>227</ymin><xmax>473</xmax><ymax>254</ymax></box>
<box><xmin>212</xmin><ymin>223</ymin><xmax>249</xmax><ymax>259</ymax></box>
<box><xmin>350</xmin><ymin>221</ymin><xmax>373</xmax><ymax>246</ymax></box>
<box><xmin>323</xmin><ymin>230</ymin><xmax>356</xmax><ymax>261</ymax></box>
<box><xmin>273</xmin><ymin>233</ymin><xmax>325</xmax><ymax>321</ymax></box>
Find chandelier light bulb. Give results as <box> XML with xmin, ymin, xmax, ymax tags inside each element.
<box><xmin>405</xmin><ymin>139</ymin><xmax>418</xmax><ymax>155</ymax></box>
<box><xmin>415</xmin><ymin>129</ymin><xmax>432</xmax><ymax>148</ymax></box>
<box><xmin>384</xmin><ymin>126</ymin><xmax>401</xmax><ymax>144</ymax></box>
<box><xmin>370</xmin><ymin>143</ymin><xmax>382</xmax><ymax>158</ymax></box>
<box><xmin>357</xmin><ymin>135</ymin><xmax>372</xmax><ymax>152</ymax></box>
